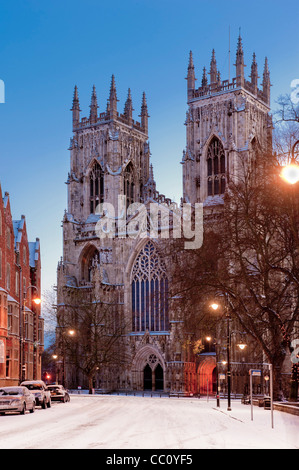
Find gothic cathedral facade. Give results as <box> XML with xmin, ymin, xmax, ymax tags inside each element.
<box><xmin>57</xmin><ymin>35</ymin><xmax>272</xmax><ymax>394</ymax></box>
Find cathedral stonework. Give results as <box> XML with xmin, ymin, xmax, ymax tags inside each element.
<box><xmin>57</xmin><ymin>35</ymin><xmax>272</xmax><ymax>395</ymax></box>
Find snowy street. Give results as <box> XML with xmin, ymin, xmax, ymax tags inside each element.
<box><xmin>0</xmin><ymin>394</ymin><xmax>298</xmax><ymax>450</ymax></box>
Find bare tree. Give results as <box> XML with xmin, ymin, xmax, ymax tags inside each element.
<box><xmin>274</xmin><ymin>93</ymin><xmax>299</xmax><ymax>125</ymax></box>
<box><xmin>170</xmin><ymin>149</ymin><xmax>299</xmax><ymax>399</ymax></box>
<box><xmin>57</xmin><ymin>285</ymin><xmax>128</xmax><ymax>393</ymax></box>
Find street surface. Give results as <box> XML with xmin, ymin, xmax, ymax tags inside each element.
<box><xmin>0</xmin><ymin>394</ymin><xmax>297</xmax><ymax>449</ymax></box>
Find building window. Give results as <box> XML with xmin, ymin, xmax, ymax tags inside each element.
<box><xmin>81</xmin><ymin>246</ymin><xmax>100</xmax><ymax>283</ymax></box>
<box><xmin>131</xmin><ymin>241</ymin><xmax>169</xmax><ymax>332</ymax></box>
<box><xmin>124</xmin><ymin>162</ymin><xmax>134</xmax><ymax>208</ymax></box>
<box><xmin>207</xmin><ymin>137</ymin><xmax>226</xmax><ymax>196</ymax></box>
<box><xmin>89</xmin><ymin>162</ymin><xmax>104</xmax><ymax>214</ymax></box>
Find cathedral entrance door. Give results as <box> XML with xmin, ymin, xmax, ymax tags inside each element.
<box><xmin>155</xmin><ymin>364</ymin><xmax>164</xmax><ymax>390</ymax></box>
<box><xmin>143</xmin><ymin>364</ymin><xmax>152</xmax><ymax>390</ymax></box>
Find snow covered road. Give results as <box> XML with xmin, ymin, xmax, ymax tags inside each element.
<box><xmin>0</xmin><ymin>394</ymin><xmax>298</xmax><ymax>449</ymax></box>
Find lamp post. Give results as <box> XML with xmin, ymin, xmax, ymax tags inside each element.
<box><xmin>56</xmin><ymin>326</ymin><xmax>76</xmax><ymax>387</ymax></box>
<box><xmin>210</xmin><ymin>301</ymin><xmax>231</xmax><ymax>410</ymax></box>
<box><xmin>20</xmin><ymin>285</ymin><xmax>41</xmax><ymax>383</ymax></box>
<box><xmin>210</xmin><ymin>300</ymin><xmax>247</xmax><ymax>410</ymax></box>
<box><xmin>280</xmin><ymin>140</ymin><xmax>299</xmax><ymax>401</ymax></box>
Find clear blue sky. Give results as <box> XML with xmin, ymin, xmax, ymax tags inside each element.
<box><xmin>0</xmin><ymin>0</ymin><xmax>299</xmax><ymax>298</ymax></box>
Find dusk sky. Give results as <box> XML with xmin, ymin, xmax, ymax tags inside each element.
<box><xmin>0</xmin><ymin>0</ymin><xmax>299</xmax><ymax>301</ymax></box>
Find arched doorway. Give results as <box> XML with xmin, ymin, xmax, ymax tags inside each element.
<box><xmin>144</xmin><ymin>364</ymin><xmax>152</xmax><ymax>390</ymax></box>
<box><xmin>155</xmin><ymin>364</ymin><xmax>164</xmax><ymax>390</ymax></box>
<box><xmin>132</xmin><ymin>345</ymin><xmax>166</xmax><ymax>392</ymax></box>
<box><xmin>197</xmin><ymin>357</ymin><xmax>216</xmax><ymax>395</ymax></box>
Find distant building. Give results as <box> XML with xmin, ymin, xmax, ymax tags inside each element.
<box><xmin>0</xmin><ymin>182</ymin><xmax>43</xmax><ymax>386</ymax></box>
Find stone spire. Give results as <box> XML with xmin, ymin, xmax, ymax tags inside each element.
<box><xmin>139</xmin><ymin>92</ymin><xmax>149</xmax><ymax>134</ymax></box>
<box><xmin>250</xmin><ymin>52</ymin><xmax>259</xmax><ymax>93</ymax></box>
<box><xmin>235</xmin><ymin>33</ymin><xmax>245</xmax><ymax>87</ymax></box>
<box><xmin>209</xmin><ymin>49</ymin><xmax>217</xmax><ymax>84</ymax></box>
<box><xmin>201</xmin><ymin>67</ymin><xmax>208</xmax><ymax>87</ymax></box>
<box><xmin>262</xmin><ymin>57</ymin><xmax>271</xmax><ymax>105</ymax></box>
<box><xmin>89</xmin><ymin>85</ymin><xmax>98</xmax><ymax>123</ymax></box>
<box><xmin>124</xmin><ymin>88</ymin><xmax>134</xmax><ymax>125</ymax></box>
<box><xmin>186</xmin><ymin>51</ymin><xmax>196</xmax><ymax>99</ymax></box>
<box><xmin>108</xmin><ymin>74</ymin><xmax>118</xmax><ymax>119</ymax></box>
<box><xmin>71</xmin><ymin>85</ymin><xmax>81</xmax><ymax>129</ymax></box>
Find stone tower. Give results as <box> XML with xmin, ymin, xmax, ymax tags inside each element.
<box><xmin>182</xmin><ymin>34</ymin><xmax>272</xmax><ymax>208</ymax></box>
<box><xmin>57</xmin><ymin>77</ymin><xmax>190</xmax><ymax>394</ymax></box>
<box><xmin>67</xmin><ymin>76</ymin><xmax>151</xmax><ymax>223</ymax></box>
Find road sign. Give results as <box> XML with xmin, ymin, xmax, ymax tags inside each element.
<box><xmin>250</xmin><ymin>369</ymin><xmax>261</xmax><ymax>376</ymax></box>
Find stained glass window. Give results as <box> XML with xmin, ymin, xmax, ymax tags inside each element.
<box><xmin>131</xmin><ymin>241</ymin><xmax>169</xmax><ymax>332</ymax></box>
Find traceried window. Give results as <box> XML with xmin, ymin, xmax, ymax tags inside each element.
<box><xmin>131</xmin><ymin>241</ymin><xmax>169</xmax><ymax>332</ymax></box>
<box><xmin>89</xmin><ymin>162</ymin><xmax>104</xmax><ymax>214</ymax></box>
<box><xmin>124</xmin><ymin>162</ymin><xmax>134</xmax><ymax>208</ymax></box>
<box><xmin>207</xmin><ymin>137</ymin><xmax>226</xmax><ymax>196</ymax></box>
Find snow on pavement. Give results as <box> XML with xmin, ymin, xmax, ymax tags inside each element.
<box><xmin>0</xmin><ymin>394</ymin><xmax>298</xmax><ymax>449</ymax></box>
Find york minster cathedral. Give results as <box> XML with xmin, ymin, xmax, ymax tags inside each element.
<box><xmin>56</xmin><ymin>35</ymin><xmax>272</xmax><ymax>394</ymax></box>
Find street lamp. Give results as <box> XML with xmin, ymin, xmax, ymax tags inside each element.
<box><xmin>209</xmin><ymin>299</ymin><xmax>247</xmax><ymax>411</ymax></box>
<box><xmin>20</xmin><ymin>285</ymin><xmax>41</xmax><ymax>382</ymax></box>
<box><xmin>280</xmin><ymin>140</ymin><xmax>299</xmax><ymax>184</ymax></box>
<box><xmin>209</xmin><ymin>299</ymin><xmax>232</xmax><ymax>410</ymax></box>
<box><xmin>56</xmin><ymin>327</ymin><xmax>76</xmax><ymax>387</ymax></box>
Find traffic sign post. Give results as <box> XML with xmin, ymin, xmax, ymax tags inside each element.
<box><xmin>249</xmin><ymin>366</ymin><xmax>274</xmax><ymax>428</ymax></box>
<box><xmin>249</xmin><ymin>369</ymin><xmax>261</xmax><ymax>421</ymax></box>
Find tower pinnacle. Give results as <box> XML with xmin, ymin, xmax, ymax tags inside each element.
<box><xmin>235</xmin><ymin>33</ymin><xmax>245</xmax><ymax>86</ymax></box>
<box><xmin>71</xmin><ymin>85</ymin><xmax>81</xmax><ymax>129</ymax></box>
<box><xmin>124</xmin><ymin>88</ymin><xmax>134</xmax><ymax>125</ymax></box>
<box><xmin>89</xmin><ymin>85</ymin><xmax>98</xmax><ymax>123</ymax></box>
<box><xmin>209</xmin><ymin>49</ymin><xmax>217</xmax><ymax>84</ymax></box>
<box><xmin>262</xmin><ymin>57</ymin><xmax>271</xmax><ymax>105</ymax></box>
<box><xmin>139</xmin><ymin>92</ymin><xmax>149</xmax><ymax>134</ymax></box>
<box><xmin>250</xmin><ymin>53</ymin><xmax>259</xmax><ymax>92</ymax></box>
<box><xmin>186</xmin><ymin>50</ymin><xmax>196</xmax><ymax>99</ymax></box>
<box><xmin>108</xmin><ymin>75</ymin><xmax>118</xmax><ymax>119</ymax></box>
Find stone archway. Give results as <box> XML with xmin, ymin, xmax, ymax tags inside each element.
<box><xmin>132</xmin><ymin>345</ymin><xmax>165</xmax><ymax>392</ymax></box>
<box><xmin>143</xmin><ymin>364</ymin><xmax>152</xmax><ymax>390</ymax></box>
<box><xmin>197</xmin><ymin>357</ymin><xmax>216</xmax><ymax>395</ymax></box>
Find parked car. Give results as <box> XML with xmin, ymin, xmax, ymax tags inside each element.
<box><xmin>47</xmin><ymin>385</ymin><xmax>70</xmax><ymax>402</ymax></box>
<box><xmin>21</xmin><ymin>380</ymin><xmax>51</xmax><ymax>409</ymax></box>
<box><xmin>0</xmin><ymin>386</ymin><xmax>35</xmax><ymax>415</ymax></box>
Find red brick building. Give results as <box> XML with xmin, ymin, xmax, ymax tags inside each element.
<box><xmin>0</xmin><ymin>181</ymin><xmax>43</xmax><ymax>386</ymax></box>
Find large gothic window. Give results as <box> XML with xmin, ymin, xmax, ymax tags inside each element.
<box><xmin>207</xmin><ymin>137</ymin><xmax>226</xmax><ymax>196</ymax></box>
<box><xmin>124</xmin><ymin>162</ymin><xmax>134</xmax><ymax>208</ymax></box>
<box><xmin>90</xmin><ymin>162</ymin><xmax>104</xmax><ymax>214</ymax></box>
<box><xmin>131</xmin><ymin>241</ymin><xmax>169</xmax><ymax>332</ymax></box>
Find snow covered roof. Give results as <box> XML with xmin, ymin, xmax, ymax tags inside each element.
<box><xmin>13</xmin><ymin>217</ymin><xmax>25</xmax><ymax>248</ymax></box>
<box><xmin>28</xmin><ymin>239</ymin><xmax>40</xmax><ymax>268</ymax></box>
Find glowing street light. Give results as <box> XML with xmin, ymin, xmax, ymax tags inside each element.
<box><xmin>33</xmin><ymin>296</ymin><xmax>41</xmax><ymax>305</ymax></box>
<box><xmin>280</xmin><ymin>140</ymin><xmax>299</xmax><ymax>184</ymax></box>
<box><xmin>210</xmin><ymin>303</ymin><xmax>219</xmax><ymax>311</ymax></box>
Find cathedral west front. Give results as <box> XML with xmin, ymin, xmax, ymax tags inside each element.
<box><xmin>56</xmin><ymin>35</ymin><xmax>272</xmax><ymax>395</ymax></box>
